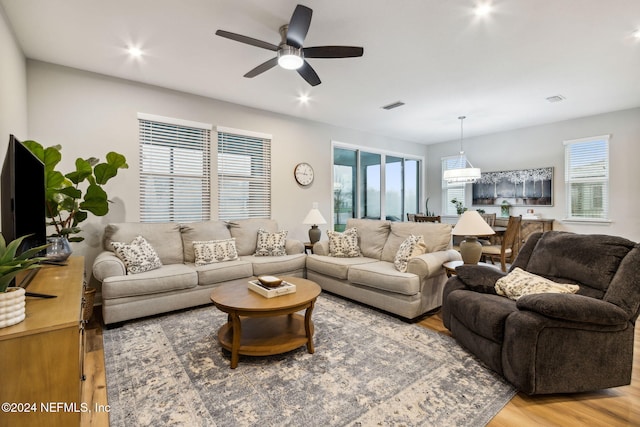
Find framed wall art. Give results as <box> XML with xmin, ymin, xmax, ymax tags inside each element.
<box><xmin>472</xmin><ymin>167</ymin><xmax>553</xmax><ymax>207</ymax></box>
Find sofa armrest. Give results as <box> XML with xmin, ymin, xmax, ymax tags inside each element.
<box><xmin>455</xmin><ymin>265</ymin><xmax>507</xmax><ymax>295</ymax></box>
<box><xmin>312</xmin><ymin>241</ymin><xmax>330</xmax><ymax>256</ymax></box>
<box><xmin>92</xmin><ymin>251</ymin><xmax>126</xmax><ymax>281</ymax></box>
<box><xmin>285</xmin><ymin>239</ymin><xmax>304</xmax><ymax>254</ymax></box>
<box><xmin>516</xmin><ymin>293</ymin><xmax>629</xmax><ymax>326</ymax></box>
<box><xmin>407</xmin><ymin>249</ymin><xmax>461</xmax><ymax>278</ymax></box>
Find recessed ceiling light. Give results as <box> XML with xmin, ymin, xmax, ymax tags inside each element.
<box><xmin>298</xmin><ymin>93</ymin><xmax>310</xmax><ymax>104</ymax></box>
<box><xmin>474</xmin><ymin>3</ymin><xmax>493</xmax><ymax>17</ymax></box>
<box><xmin>633</xmin><ymin>29</ymin><xmax>640</xmax><ymax>39</ymax></box>
<box><xmin>127</xmin><ymin>46</ymin><xmax>143</xmax><ymax>58</ymax></box>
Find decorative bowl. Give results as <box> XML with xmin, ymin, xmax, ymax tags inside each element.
<box><xmin>258</xmin><ymin>275</ymin><xmax>283</xmax><ymax>287</ymax></box>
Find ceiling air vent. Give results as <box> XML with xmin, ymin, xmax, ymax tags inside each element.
<box><xmin>545</xmin><ymin>95</ymin><xmax>566</xmax><ymax>103</ymax></box>
<box><xmin>381</xmin><ymin>101</ymin><xmax>405</xmax><ymax>110</ymax></box>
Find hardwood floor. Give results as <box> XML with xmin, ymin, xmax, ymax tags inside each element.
<box><xmin>82</xmin><ymin>306</ymin><xmax>640</xmax><ymax>426</ymax></box>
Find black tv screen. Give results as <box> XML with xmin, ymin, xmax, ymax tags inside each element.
<box><xmin>1</xmin><ymin>134</ymin><xmax>47</xmax><ymax>254</ymax></box>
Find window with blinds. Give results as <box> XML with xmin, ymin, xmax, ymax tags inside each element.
<box><xmin>442</xmin><ymin>155</ymin><xmax>467</xmax><ymax>216</ymax></box>
<box><xmin>138</xmin><ymin>114</ymin><xmax>212</xmax><ymax>223</ymax></box>
<box><xmin>564</xmin><ymin>135</ymin><xmax>610</xmax><ymax>221</ymax></box>
<box><xmin>216</xmin><ymin>127</ymin><xmax>271</xmax><ymax>220</ymax></box>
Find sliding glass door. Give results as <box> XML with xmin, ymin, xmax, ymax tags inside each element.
<box><xmin>333</xmin><ymin>145</ymin><xmax>422</xmax><ymax>230</ymax></box>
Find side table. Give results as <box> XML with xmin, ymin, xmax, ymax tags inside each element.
<box><xmin>442</xmin><ymin>260</ymin><xmax>499</xmax><ymax>277</ymax></box>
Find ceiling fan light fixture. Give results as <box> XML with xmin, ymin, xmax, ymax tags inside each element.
<box><xmin>278</xmin><ymin>46</ymin><xmax>303</xmax><ymax>70</ymax></box>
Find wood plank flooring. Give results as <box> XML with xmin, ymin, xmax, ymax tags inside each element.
<box><xmin>82</xmin><ymin>306</ymin><xmax>640</xmax><ymax>426</ymax></box>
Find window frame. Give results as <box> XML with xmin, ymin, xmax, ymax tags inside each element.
<box><xmin>138</xmin><ymin>113</ymin><xmax>212</xmax><ymax>223</ymax></box>
<box><xmin>563</xmin><ymin>134</ymin><xmax>610</xmax><ymax>223</ymax></box>
<box><xmin>441</xmin><ymin>155</ymin><xmax>468</xmax><ymax>217</ymax></box>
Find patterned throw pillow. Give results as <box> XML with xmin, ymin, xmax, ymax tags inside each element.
<box><xmin>254</xmin><ymin>229</ymin><xmax>288</xmax><ymax>256</ymax></box>
<box><xmin>111</xmin><ymin>235</ymin><xmax>162</xmax><ymax>274</ymax></box>
<box><xmin>327</xmin><ymin>227</ymin><xmax>361</xmax><ymax>258</ymax></box>
<box><xmin>193</xmin><ymin>238</ymin><xmax>239</xmax><ymax>265</ymax></box>
<box><xmin>495</xmin><ymin>267</ymin><xmax>580</xmax><ymax>300</ymax></box>
<box><xmin>393</xmin><ymin>235</ymin><xmax>427</xmax><ymax>272</ymax></box>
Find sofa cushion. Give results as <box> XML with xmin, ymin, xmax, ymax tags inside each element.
<box><xmin>346</xmin><ymin>218</ymin><xmax>390</xmax><ymax>259</ymax></box>
<box><xmin>104</xmin><ymin>222</ymin><xmax>184</xmax><ymax>264</ymax></box>
<box><xmin>348</xmin><ymin>261</ymin><xmax>421</xmax><ymax>296</ymax></box>
<box><xmin>102</xmin><ymin>264</ymin><xmax>197</xmax><ymax>299</ymax></box>
<box><xmin>228</xmin><ymin>218</ymin><xmax>278</xmax><ymax>256</ymax></box>
<box><xmin>180</xmin><ymin>221</ymin><xmax>232</xmax><ymax>263</ymax></box>
<box><xmin>111</xmin><ymin>236</ymin><xmax>162</xmax><ymax>274</ymax></box>
<box><xmin>327</xmin><ymin>228</ymin><xmax>361</xmax><ymax>257</ymax></box>
<box><xmin>242</xmin><ymin>253</ymin><xmax>307</xmax><ymax>276</ymax></box>
<box><xmin>495</xmin><ymin>268</ymin><xmax>579</xmax><ymax>300</ymax></box>
<box><xmin>525</xmin><ymin>231</ymin><xmax>635</xmax><ymax>292</ymax></box>
<box><xmin>194</xmin><ymin>259</ymin><xmax>254</xmax><ymax>286</ymax></box>
<box><xmin>381</xmin><ymin>222</ymin><xmax>452</xmax><ymax>262</ymax></box>
<box><xmin>394</xmin><ymin>235</ymin><xmax>427</xmax><ymax>272</ymax></box>
<box><xmin>254</xmin><ymin>229</ymin><xmax>288</xmax><ymax>256</ymax></box>
<box><xmin>448</xmin><ymin>290</ymin><xmax>518</xmax><ymax>343</ymax></box>
<box><xmin>306</xmin><ymin>255</ymin><xmax>378</xmax><ymax>280</ymax></box>
<box><xmin>193</xmin><ymin>238</ymin><xmax>238</xmax><ymax>265</ymax></box>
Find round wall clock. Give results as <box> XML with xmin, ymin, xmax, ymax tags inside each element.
<box><xmin>294</xmin><ymin>162</ymin><xmax>314</xmax><ymax>186</ymax></box>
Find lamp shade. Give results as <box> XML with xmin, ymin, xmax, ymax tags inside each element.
<box><xmin>443</xmin><ymin>167</ymin><xmax>481</xmax><ymax>183</ymax></box>
<box><xmin>452</xmin><ymin>210</ymin><xmax>495</xmax><ymax>236</ymax></box>
<box><xmin>302</xmin><ymin>203</ymin><xmax>327</xmax><ymax>225</ymax></box>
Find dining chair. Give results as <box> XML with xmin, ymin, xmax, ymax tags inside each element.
<box><xmin>481</xmin><ymin>215</ymin><xmax>522</xmax><ymax>271</ymax></box>
<box><xmin>480</xmin><ymin>213</ymin><xmax>496</xmax><ymax>226</ymax></box>
<box><xmin>414</xmin><ymin>215</ymin><xmax>441</xmax><ymax>223</ymax></box>
<box><xmin>406</xmin><ymin>213</ymin><xmax>416</xmax><ymax>222</ymax></box>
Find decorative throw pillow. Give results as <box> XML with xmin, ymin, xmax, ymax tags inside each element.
<box><xmin>327</xmin><ymin>227</ymin><xmax>361</xmax><ymax>258</ymax></box>
<box><xmin>111</xmin><ymin>235</ymin><xmax>162</xmax><ymax>274</ymax></box>
<box><xmin>193</xmin><ymin>238</ymin><xmax>238</xmax><ymax>265</ymax></box>
<box><xmin>254</xmin><ymin>229</ymin><xmax>288</xmax><ymax>256</ymax></box>
<box><xmin>495</xmin><ymin>267</ymin><xmax>580</xmax><ymax>300</ymax></box>
<box><xmin>394</xmin><ymin>235</ymin><xmax>427</xmax><ymax>272</ymax></box>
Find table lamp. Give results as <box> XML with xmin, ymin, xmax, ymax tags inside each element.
<box><xmin>302</xmin><ymin>202</ymin><xmax>327</xmax><ymax>244</ymax></box>
<box><xmin>452</xmin><ymin>210</ymin><xmax>495</xmax><ymax>264</ymax></box>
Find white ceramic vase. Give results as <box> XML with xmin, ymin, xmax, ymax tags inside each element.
<box><xmin>0</xmin><ymin>287</ymin><xmax>26</xmax><ymax>328</ymax></box>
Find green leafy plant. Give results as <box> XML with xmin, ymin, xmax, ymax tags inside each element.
<box><xmin>450</xmin><ymin>198</ymin><xmax>467</xmax><ymax>215</ymax></box>
<box><xmin>23</xmin><ymin>141</ymin><xmax>128</xmax><ymax>243</ymax></box>
<box><xmin>0</xmin><ymin>235</ymin><xmax>49</xmax><ymax>293</ymax></box>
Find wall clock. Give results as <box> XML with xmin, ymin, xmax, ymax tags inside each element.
<box><xmin>294</xmin><ymin>162</ymin><xmax>314</xmax><ymax>186</ymax></box>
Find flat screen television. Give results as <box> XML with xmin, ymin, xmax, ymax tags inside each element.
<box><xmin>1</xmin><ymin>134</ymin><xmax>47</xmax><ymax>255</ymax></box>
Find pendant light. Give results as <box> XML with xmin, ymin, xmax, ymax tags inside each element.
<box><xmin>443</xmin><ymin>116</ymin><xmax>481</xmax><ymax>183</ymax></box>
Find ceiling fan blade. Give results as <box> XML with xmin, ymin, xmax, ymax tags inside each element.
<box><xmin>215</xmin><ymin>30</ymin><xmax>278</xmax><ymax>51</ymax></box>
<box><xmin>286</xmin><ymin>5</ymin><xmax>312</xmax><ymax>48</ymax></box>
<box><xmin>297</xmin><ymin>60</ymin><xmax>321</xmax><ymax>86</ymax></box>
<box><xmin>244</xmin><ymin>57</ymin><xmax>279</xmax><ymax>78</ymax></box>
<box><xmin>303</xmin><ymin>46</ymin><xmax>364</xmax><ymax>58</ymax></box>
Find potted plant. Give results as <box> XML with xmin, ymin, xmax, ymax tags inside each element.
<box><xmin>23</xmin><ymin>141</ymin><xmax>128</xmax><ymax>259</ymax></box>
<box><xmin>451</xmin><ymin>198</ymin><xmax>467</xmax><ymax>215</ymax></box>
<box><xmin>0</xmin><ymin>234</ymin><xmax>49</xmax><ymax>328</ymax></box>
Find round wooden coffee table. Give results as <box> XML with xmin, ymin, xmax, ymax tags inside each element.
<box><xmin>210</xmin><ymin>276</ymin><xmax>321</xmax><ymax>369</ymax></box>
<box><xmin>442</xmin><ymin>260</ymin><xmax>500</xmax><ymax>277</ymax></box>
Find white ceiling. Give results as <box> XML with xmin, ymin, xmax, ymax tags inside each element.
<box><xmin>2</xmin><ymin>0</ymin><xmax>640</xmax><ymax>144</ymax></box>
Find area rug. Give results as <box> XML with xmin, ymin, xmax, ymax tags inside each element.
<box><xmin>103</xmin><ymin>293</ymin><xmax>516</xmax><ymax>426</ymax></box>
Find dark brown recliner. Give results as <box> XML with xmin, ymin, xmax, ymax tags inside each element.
<box><xmin>442</xmin><ymin>231</ymin><xmax>640</xmax><ymax>395</ymax></box>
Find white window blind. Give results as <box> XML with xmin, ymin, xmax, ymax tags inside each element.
<box><xmin>217</xmin><ymin>128</ymin><xmax>271</xmax><ymax>220</ymax></box>
<box><xmin>139</xmin><ymin>115</ymin><xmax>211</xmax><ymax>223</ymax></box>
<box><xmin>442</xmin><ymin>156</ymin><xmax>467</xmax><ymax>216</ymax></box>
<box><xmin>564</xmin><ymin>135</ymin><xmax>609</xmax><ymax>221</ymax></box>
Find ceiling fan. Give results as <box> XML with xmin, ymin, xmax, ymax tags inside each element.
<box><xmin>215</xmin><ymin>4</ymin><xmax>364</xmax><ymax>86</ymax></box>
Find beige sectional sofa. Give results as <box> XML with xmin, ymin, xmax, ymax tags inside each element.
<box><xmin>306</xmin><ymin>218</ymin><xmax>461</xmax><ymax>320</ymax></box>
<box><xmin>92</xmin><ymin>218</ymin><xmax>306</xmax><ymax>325</ymax></box>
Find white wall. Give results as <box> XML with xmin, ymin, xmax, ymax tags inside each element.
<box><xmin>426</xmin><ymin>107</ymin><xmax>640</xmax><ymax>241</ymax></box>
<box><xmin>0</xmin><ymin>5</ymin><xmax>27</xmax><ymax>159</ymax></box>
<box><xmin>26</xmin><ymin>60</ymin><xmax>428</xmax><ymax>285</ymax></box>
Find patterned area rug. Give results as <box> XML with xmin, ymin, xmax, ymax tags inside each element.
<box><xmin>103</xmin><ymin>293</ymin><xmax>516</xmax><ymax>426</ymax></box>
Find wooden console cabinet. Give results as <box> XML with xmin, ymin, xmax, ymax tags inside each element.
<box><xmin>495</xmin><ymin>217</ymin><xmax>554</xmax><ymax>258</ymax></box>
<box><xmin>0</xmin><ymin>256</ymin><xmax>85</xmax><ymax>427</ymax></box>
